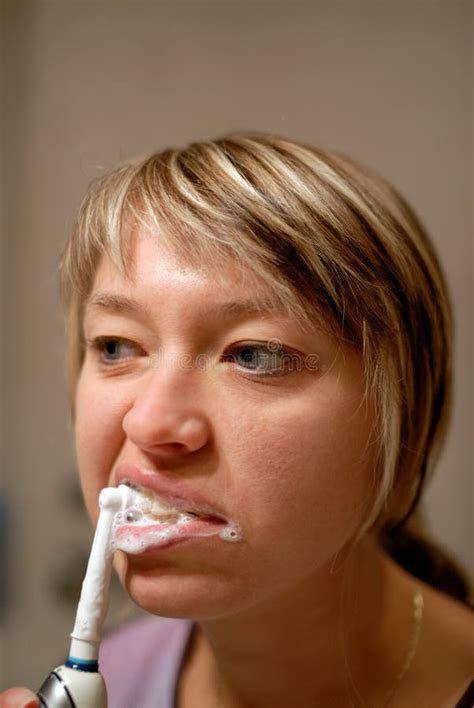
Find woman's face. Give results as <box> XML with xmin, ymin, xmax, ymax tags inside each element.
<box><xmin>75</xmin><ymin>227</ymin><xmax>376</xmax><ymax>618</ymax></box>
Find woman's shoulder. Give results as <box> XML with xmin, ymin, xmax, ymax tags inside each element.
<box><xmin>414</xmin><ymin>580</ymin><xmax>473</xmax><ymax>706</ymax></box>
<box><xmin>99</xmin><ymin>615</ymin><xmax>194</xmax><ymax>708</ymax></box>
<box><xmin>386</xmin><ymin>555</ymin><xmax>473</xmax><ymax>706</ymax></box>
<box><xmin>422</xmin><ymin>578</ymin><xmax>473</xmax><ymax>657</ymax></box>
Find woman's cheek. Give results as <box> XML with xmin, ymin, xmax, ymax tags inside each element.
<box><xmin>231</xmin><ymin>397</ymin><xmax>373</xmax><ymax>547</ymax></box>
<box><xmin>74</xmin><ymin>374</ymin><xmax>128</xmax><ymax>518</ymax></box>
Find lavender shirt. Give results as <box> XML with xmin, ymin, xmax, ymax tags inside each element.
<box><xmin>99</xmin><ymin>616</ymin><xmax>193</xmax><ymax>708</ymax></box>
<box><xmin>99</xmin><ymin>617</ymin><xmax>474</xmax><ymax>707</ymax></box>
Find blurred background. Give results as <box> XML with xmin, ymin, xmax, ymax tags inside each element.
<box><xmin>1</xmin><ymin>0</ymin><xmax>472</xmax><ymax>689</ymax></box>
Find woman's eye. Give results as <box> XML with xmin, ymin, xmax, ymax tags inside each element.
<box><xmin>88</xmin><ymin>337</ymin><xmax>142</xmax><ymax>365</ymax></box>
<box><xmin>222</xmin><ymin>342</ymin><xmax>299</xmax><ymax>377</ymax></box>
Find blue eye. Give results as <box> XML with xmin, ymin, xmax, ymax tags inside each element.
<box><xmin>90</xmin><ymin>337</ymin><xmax>141</xmax><ymax>365</ymax></box>
<box><xmin>235</xmin><ymin>345</ymin><xmax>274</xmax><ymax>371</ymax></box>
<box><xmin>223</xmin><ymin>342</ymin><xmax>298</xmax><ymax>377</ymax></box>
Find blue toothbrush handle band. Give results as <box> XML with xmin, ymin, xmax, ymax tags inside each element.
<box><xmin>65</xmin><ymin>657</ymin><xmax>99</xmax><ymax>672</ymax></box>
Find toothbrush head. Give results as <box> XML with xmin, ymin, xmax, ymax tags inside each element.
<box><xmin>98</xmin><ymin>485</ymin><xmax>137</xmax><ymax>512</ymax></box>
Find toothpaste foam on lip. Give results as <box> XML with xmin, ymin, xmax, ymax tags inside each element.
<box><xmin>111</xmin><ymin>485</ymin><xmax>242</xmax><ymax>553</ymax></box>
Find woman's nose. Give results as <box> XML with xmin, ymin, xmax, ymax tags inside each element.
<box><xmin>122</xmin><ymin>365</ymin><xmax>211</xmax><ymax>456</ymax></box>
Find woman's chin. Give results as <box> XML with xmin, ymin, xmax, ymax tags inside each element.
<box><xmin>113</xmin><ymin>550</ymin><xmax>248</xmax><ymax>620</ymax></box>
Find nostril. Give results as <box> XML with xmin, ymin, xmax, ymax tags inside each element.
<box><xmin>122</xmin><ymin>406</ymin><xmax>210</xmax><ymax>455</ymax></box>
<box><xmin>158</xmin><ymin>442</ymin><xmax>187</xmax><ymax>454</ymax></box>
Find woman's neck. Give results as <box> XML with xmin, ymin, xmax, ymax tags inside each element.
<box><xmin>178</xmin><ymin>537</ymin><xmax>418</xmax><ymax>707</ymax></box>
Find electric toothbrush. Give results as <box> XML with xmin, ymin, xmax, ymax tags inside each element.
<box><xmin>37</xmin><ymin>485</ymin><xmax>137</xmax><ymax>708</ymax></box>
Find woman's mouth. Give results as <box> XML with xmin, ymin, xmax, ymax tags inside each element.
<box><xmin>111</xmin><ymin>480</ymin><xmax>242</xmax><ymax>555</ymax></box>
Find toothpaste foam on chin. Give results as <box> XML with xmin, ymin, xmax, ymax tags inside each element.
<box><xmin>111</xmin><ymin>488</ymin><xmax>242</xmax><ymax>553</ymax></box>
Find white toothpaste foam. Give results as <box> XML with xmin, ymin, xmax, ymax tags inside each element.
<box><xmin>112</xmin><ymin>487</ymin><xmax>242</xmax><ymax>554</ymax></box>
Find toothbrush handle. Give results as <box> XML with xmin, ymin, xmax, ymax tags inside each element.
<box><xmin>37</xmin><ymin>665</ymin><xmax>107</xmax><ymax>708</ymax></box>
<box><xmin>37</xmin><ymin>671</ymin><xmax>74</xmax><ymax>707</ymax></box>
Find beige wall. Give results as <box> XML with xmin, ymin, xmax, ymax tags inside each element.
<box><xmin>2</xmin><ymin>0</ymin><xmax>472</xmax><ymax>688</ymax></box>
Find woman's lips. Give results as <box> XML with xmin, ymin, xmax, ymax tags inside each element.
<box><xmin>114</xmin><ymin>461</ymin><xmax>229</xmax><ymax>521</ymax></box>
<box><xmin>113</xmin><ymin>516</ymin><xmax>229</xmax><ymax>555</ymax></box>
<box><xmin>112</xmin><ymin>462</ymin><xmax>243</xmax><ymax>554</ymax></box>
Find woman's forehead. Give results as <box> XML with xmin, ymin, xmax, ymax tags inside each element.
<box><xmin>94</xmin><ymin>227</ymin><xmax>288</xmax><ymax>310</ymax></box>
<box><xmin>86</xmin><ymin>223</ymin><xmax>342</xmax><ymax>345</ymax></box>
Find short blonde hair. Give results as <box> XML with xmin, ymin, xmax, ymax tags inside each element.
<box><xmin>60</xmin><ymin>133</ymin><xmax>452</xmax><ymax>535</ymax></box>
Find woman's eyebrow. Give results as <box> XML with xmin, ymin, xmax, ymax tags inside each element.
<box><xmin>208</xmin><ymin>296</ymin><xmax>287</xmax><ymax>318</ymax></box>
<box><xmin>84</xmin><ymin>292</ymin><xmax>287</xmax><ymax>319</ymax></box>
<box><xmin>85</xmin><ymin>293</ymin><xmax>143</xmax><ymax>316</ymax></box>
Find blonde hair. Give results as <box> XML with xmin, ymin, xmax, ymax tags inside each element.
<box><xmin>60</xmin><ymin>133</ymin><xmax>452</xmax><ymax>535</ymax></box>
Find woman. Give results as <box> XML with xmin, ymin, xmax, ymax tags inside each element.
<box><xmin>2</xmin><ymin>134</ymin><xmax>473</xmax><ymax>707</ymax></box>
